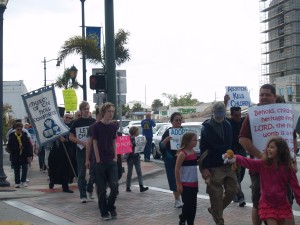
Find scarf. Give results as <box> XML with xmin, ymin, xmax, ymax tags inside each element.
<box><xmin>15</xmin><ymin>132</ymin><xmax>23</xmax><ymax>155</ymax></box>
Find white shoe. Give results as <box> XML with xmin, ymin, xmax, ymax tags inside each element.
<box><xmin>88</xmin><ymin>192</ymin><xmax>95</xmax><ymax>199</ymax></box>
<box><xmin>26</xmin><ymin>179</ymin><xmax>30</xmax><ymax>183</ymax></box>
<box><xmin>21</xmin><ymin>182</ymin><xmax>28</xmax><ymax>187</ymax></box>
<box><xmin>81</xmin><ymin>198</ymin><xmax>87</xmax><ymax>203</ymax></box>
<box><xmin>15</xmin><ymin>184</ymin><xmax>20</xmax><ymax>188</ymax></box>
<box><xmin>174</xmin><ymin>199</ymin><xmax>184</xmax><ymax>208</ymax></box>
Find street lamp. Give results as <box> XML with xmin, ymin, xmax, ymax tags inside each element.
<box><xmin>69</xmin><ymin>65</ymin><xmax>78</xmax><ymax>85</ymax></box>
<box><xmin>80</xmin><ymin>0</ymin><xmax>87</xmax><ymax>101</ymax></box>
<box><xmin>42</xmin><ymin>57</ymin><xmax>61</xmax><ymax>87</ymax></box>
<box><xmin>0</xmin><ymin>0</ymin><xmax>10</xmax><ymax>187</ymax></box>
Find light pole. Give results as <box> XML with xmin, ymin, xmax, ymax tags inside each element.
<box><xmin>0</xmin><ymin>0</ymin><xmax>10</xmax><ymax>187</ymax></box>
<box><xmin>80</xmin><ymin>0</ymin><xmax>87</xmax><ymax>101</ymax></box>
<box><xmin>42</xmin><ymin>57</ymin><xmax>60</xmax><ymax>87</ymax></box>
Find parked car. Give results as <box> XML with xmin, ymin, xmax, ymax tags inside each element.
<box><xmin>151</xmin><ymin>122</ymin><xmax>203</xmax><ymax>159</ymax></box>
<box><xmin>122</xmin><ymin>120</ymin><xmax>142</xmax><ymax>134</ymax></box>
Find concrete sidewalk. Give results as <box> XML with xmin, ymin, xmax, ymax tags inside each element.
<box><xmin>1</xmin><ymin>152</ymin><xmax>299</xmax><ymax>225</ymax></box>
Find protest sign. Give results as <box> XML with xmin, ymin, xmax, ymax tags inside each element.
<box><xmin>22</xmin><ymin>85</ymin><xmax>69</xmax><ymax>147</ymax></box>
<box><xmin>116</xmin><ymin>135</ymin><xmax>132</xmax><ymax>154</ymax></box>
<box><xmin>62</xmin><ymin>89</ymin><xmax>77</xmax><ymax>112</ymax></box>
<box><xmin>134</xmin><ymin>136</ymin><xmax>146</xmax><ymax>153</ymax></box>
<box><xmin>169</xmin><ymin>128</ymin><xmax>200</xmax><ymax>151</ymax></box>
<box><xmin>75</xmin><ymin>126</ymin><xmax>89</xmax><ymax>150</ymax></box>
<box><xmin>249</xmin><ymin>103</ymin><xmax>295</xmax><ymax>157</ymax></box>
<box><xmin>225</xmin><ymin>86</ymin><xmax>251</xmax><ymax>108</ymax></box>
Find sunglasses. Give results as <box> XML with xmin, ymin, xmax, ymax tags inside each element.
<box><xmin>66</xmin><ymin>117</ymin><xmax>73</xmax><ymax>119</ymax></box>
<box><xmin>175</xmin><ymin>119</ymin><xmax>182</xmax><ymax>122</ymax></box>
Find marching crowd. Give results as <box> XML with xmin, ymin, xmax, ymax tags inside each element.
<box><xmin>5</xmin><ymin>83</ymin><xmax>300</xmax><ymax>225</ymax></box>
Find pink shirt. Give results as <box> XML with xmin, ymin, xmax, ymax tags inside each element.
<box><xmin>236</xmin><ymin>155</ymin><xmax>300</xmax><ymax>207</ymax></box>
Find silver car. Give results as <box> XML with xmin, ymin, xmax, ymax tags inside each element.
<box><xmin>151</xmin><ymin>122</ymin><xmax>203</xmax><ymax>159</ymax></box>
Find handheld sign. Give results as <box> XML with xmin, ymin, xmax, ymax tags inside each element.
<box><xmin>249</xmin><ymin>103</ymin><xmax>295</xmax><ymax>157</ymax></box>
<box><xmin>134</xmin><ymin>136</ymin><xmax>146</xmax><ymax>153</ymax></box>
<box><xmin>225</xmin><ymin>86</ymin><xmax>251</xmax><ymax>108</ymax></box>
<box><xmin>116</xmin><ymin>135</ymin><xmax>132</xmax><ymax>154</ymax></box>
<box><xmin>169</xmin><ymin>128</ymin><xmax>200</xmax><ymax>151</ymax></box>
<box><xmin>75</xmin><ymin>126</ymin><xmax>89</xmax><ymax>150</ymax></box>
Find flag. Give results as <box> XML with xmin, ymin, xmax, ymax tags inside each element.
<box><xmin>86</xmin><ymin>26</ymin><xmax>101</xmax><ymax>49</ymax></box>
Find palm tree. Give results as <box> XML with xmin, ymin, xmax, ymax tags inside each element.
<box><xmin>55</xmin><ymin>68</ymin><xmax>81</xmax><ymax>90</ymax></box>
<box><xmin>58</xmin><ymin>29</ymin><xmax>131</xmax><ymax>67</ymax></box>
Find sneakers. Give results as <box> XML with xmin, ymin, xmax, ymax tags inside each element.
<box><xmin>126</xmin><ymin>187</ymin><xmax>132</xmax><ymax>192</ymax></box>
<box><xmin>80</xmin><ymin>198</ymin><xmax>87</xmax><ymax>203</ymax></box>
<box><xmin>110</xmin><ymin>210</ymin><xmax>117</xmax><ymax>219</ymax></box>
<box><xmin>101</xmin><ymin>213</ymin><xmax>111</xmax><ymax>221</ymax></box>
<box><xmin>21</xmin><ymin>182</ymin><xmax>28</xmax><ymax>187</ymax></box>
<box><xmin>15</xmin><ymin>184</ymin><xmax>20</xmax><ymax>188</ymax></box>
<box><xmin>174</xmin><ymin>199</ymin><xmax>184</xmax><ymax>208</ymax></box>
<box><xmin>88</xmin><ymin>192</ymin><xmax>95</xmax><ymax>199</ymax></box>
<box><xmin>63</xmin><ymin>189</ymin><xmax>74</xmax><ymax>193</ymax></box>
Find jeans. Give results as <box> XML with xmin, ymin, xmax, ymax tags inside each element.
<box><xmin>38</xmin><ymin>147</ymin><xmax>46</xmax><ymax>170</ymax></box>
<box><xmin>95</xmin><ymin>161</ymin><xmax>119</xmax><ymax>216</ymax></box>
<box><xmin>206</xmin><ymin>164</ymin><xmax>238</xmax><ymax>225</ymax></box>
<box><xmin>87</xmin><ymin>163</ymin><xmax>95</xmax><ymax>193</ymax></box>
<box><xmin>180</xmin><ymin>186</ymin><xmax>198</xmax><ymax>225</ymax></box>
<box><xmin>76</xmin><ymin>148</ymin><xmax>87</xmax><ymax>198</ymax></box>
<box><xmin>14</xmin><ymin>163</ymin><xmax>28</xmax><ymax>184</ymax></box>
<box><xmin>126</xmin><ymin>155</ymin><xmax>143</xmax><ymax>188</ymax></box>
<box><xmin>144</xmin><ymin>137</ymin><xmax>152</xmax><ymax>160</ymax></box>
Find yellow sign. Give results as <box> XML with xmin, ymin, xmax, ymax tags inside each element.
<box><xmin>62</xmin><ymin>89</ymin><xmax>77</xmax><ymax>112</ymax></box>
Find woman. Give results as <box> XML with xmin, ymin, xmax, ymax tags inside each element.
<box><xmin>7</xmin><ymin>122</ymin><xmax>33</xmax><ymax>188</ymax></box>
<box><xmin>160</xmin><ymin>112</ymin><xmax>184</xmax><ymax>208</ymax></box>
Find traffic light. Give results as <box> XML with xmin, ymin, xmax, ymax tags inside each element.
<box><xmin>90</xmin><ymin>74</ymin><xmax>107</xmax><ymax>91</ymax></box>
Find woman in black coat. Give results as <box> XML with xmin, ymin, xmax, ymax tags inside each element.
<box><xmin>7</xmin><ymin>122</ymin><xmax>33</xmax><ymax>188</ymax></box>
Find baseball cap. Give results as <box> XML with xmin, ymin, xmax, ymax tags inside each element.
<box><xmin>212</xmin><ymin>101</ymin><xmax>226</xmax><ymax>117</ymax></box>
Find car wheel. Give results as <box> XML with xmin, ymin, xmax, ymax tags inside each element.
<box><xmin>152</xmin><ymin>144</ymin><xmax>161</xmax><ymax>159</ymax></box>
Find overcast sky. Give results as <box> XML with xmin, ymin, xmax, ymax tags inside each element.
<box><xmin>3</xmin><ymin>0</ymin><xmax>261</xmax><ymax>108</ymax></box>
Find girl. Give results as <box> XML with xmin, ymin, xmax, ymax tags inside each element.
<box><xmin>224</xmin><ymin>136</ymin><xmax>300</xmax><ymax>225</ymax></box>
<box><xmin>126</xmin><ymin>126</ymin><xmax>149</xmax><ymax>192</ymax></box>
<box><xmin>175</xmin><ymin>132</ymin><xmax>199</xmax><ymax>225</ymax></box>
<box><xmin>7</xmin><ymin>122</ymin><xmax>33</xmax><ymax>188</ymax></box>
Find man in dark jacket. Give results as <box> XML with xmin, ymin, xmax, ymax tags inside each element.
<box><xmin>199</xmin><ymin>101</ymin><xmax>238</xmax><ymax>225</ymax></box>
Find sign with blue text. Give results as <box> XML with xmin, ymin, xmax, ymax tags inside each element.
<box><xmin>21</xmin><ymin>85</ymin><xmax>69</xmax><ymax>147</ymax></box>
<box><xmin>225</xmin><ymin>86</ymin><xmax>251</xmax><ymax>108</ymax></box>
<box><xmin>169</xmin><ymin>128</ymin><xmax>200</xmax><ymax>151</ymax></box>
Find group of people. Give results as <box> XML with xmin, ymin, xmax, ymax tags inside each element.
<box><xmin>160</xmin><ymin>84</ymin><xmax>300</xmax><ymax>225</ymax></box>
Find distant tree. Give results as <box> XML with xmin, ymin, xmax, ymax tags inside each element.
<box><xmin>152</xmin><ymin>99</ymin><xmax>163</xmax><ymax>113</ymax></box>
<box><xmin>162</xmin><ymin>92</ymin><xmax>199</xmax><ymax>107</ymax></box>
<box><xmin>2</xmin><ymin>103</ymin><xmax>14</xmax><ymax>143</ymax></box>
<box><xmin>132</xmin><ymin>103</ymin><xmax>143</xmax><ymax>112</ymax></box>
<box><xmin>122</xmin><ymin>104</ymin><xmax>130</xmax><ymax>116</ymax></box>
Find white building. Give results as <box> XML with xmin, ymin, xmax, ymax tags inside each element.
<box><xmin>3</xmin><ymin>80</ymin><xmax>29</xmax><ymax>121</ymax></box>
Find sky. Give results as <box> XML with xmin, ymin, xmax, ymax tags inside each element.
<box><xmin>3</xmin><ymin>0</ymin><xmax>262</xmax><ymax>108</ymax></box>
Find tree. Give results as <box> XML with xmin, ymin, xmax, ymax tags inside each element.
<box><xmin>2</xmin><ymin>103</ymin><xmax>14</xmax><ymax>143</ymax></box>
<box><xmin>152</xmin><ymin>99</ymin><xmax>163</xmax><ymax>113</ymax></box>
<box><xmin>55</xmin><ymin>68</ymin><xmax>81</xmax><ymax>90</ymax></box>
<box><xmin>162</xmin><ymin>92</ymin><xmax>200</xmax><ymax>107</ymax></box>
<box><xmin>58</xmin><ymin>29</ymin><xmax>131</xmax><ymax>67</ymax></box>
<box><xmin>122</xmin><ymin>104</ymin><xmax>130</xmax><ymax>116</ymax></box>
<box><xmin>132</xmin><ymin>103</ymin><xmax>143</xmax><ymax>112</ymax></box>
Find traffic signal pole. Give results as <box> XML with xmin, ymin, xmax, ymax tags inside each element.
<box><xmin>104</xmin><ymin>0</ymin><xmax>116</xmax><ymax>114</ymax></box>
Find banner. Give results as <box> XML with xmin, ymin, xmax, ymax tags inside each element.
<box><xmin>248</xmin><ymin>103</ymin><xmax>295</xmax><ymax>157</ymax></box>
<box><xmin>169</xmin><ymin>128</ymin><xmax>200</xmax><ymax>151</ymax></box>
<box><xmin>21</xmin><ymin>85</ymin><xmax>70</xmax><ymax>147</ymax></box>
<box><xmin>116</xmin><ymin>135</ymin><xmax>132</xmax><ymax>154</ymax></box>
<box><xmin>62</xmin><ymin>89</ymin><xmax>77</xmax><ymax>112</ymax></box>
<box><xmin>86</xmin><ymin>26</ymin><xmax>101</xmax><ymax>49</ymax></box>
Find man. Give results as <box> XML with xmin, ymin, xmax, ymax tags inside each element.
<box><xmin>199</xmin><ymin>101</ymin><xmax>238</xmax><ymax>225</ymax></box>
<box><xmin>92</xmin><ymin>102</ymin><xmax>119</xmax><ymax>221</ymax></box>
<box><xmin>224</xmin><ymin>95</ymin><xmax>246</xmax><ymax>207</ymax></box>
<box><xmin>141</xmin><ymin>113</ymin><xmax>156</xmax><ymax>162</ymax></box>
<box><xmin>69</xmin><ymin>101</ymin><xmax>96</xmax><ymax>203</ymax></box>
<box><xmin>239</xmin><ymin>84</ymin><xmax>296</xmax><ymax>225</ymax></box>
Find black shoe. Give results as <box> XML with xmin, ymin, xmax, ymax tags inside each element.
<box><xmin>238</xmin><ymin>197</ymin><xmax>246</xmax><ymax>207</ymax></box>
<box><xmin>110</xmin><ymin>210</ymin><xmax>117</xmax><ymax>219</ymax></box>
<box><xmin>144</xmin><ymin>159</ymin><xmax>152</xmax><ymax>162</ymax></box>
<box><xmin>63</xmin><ymin>189</ymin><xmax>74</xmax><ymax>193</ymax></box>
<box><xmin>101</xmin><ymin>213</ymin><xmax>111</xmax><ymax>221</ymax></box>
<box><xmin>179</xmin><ymin>221</ymin><xmax>185</xmax><ymax>225</ymax></box>
<box><xmin>126</xmin><ymin>187</ymin><xmax>131</xmax><ymax>192</ymax></box>
<box><xmin>49</xmin><ymin>182</ymin><xmax>54</xmax><ymax>189</ymax></box>
<box><xmin>140</xmin><ymin>185</ymin><xmax>149</xmax><ymax>192</ymax></box>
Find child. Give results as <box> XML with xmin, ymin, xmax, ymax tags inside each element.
<box><xmin>224</xmin><ymin>136</ymin><xmax>300</xmax><ymax>225</ymax></box>
<box><xmin>175</xmin><ymin>132</ymin><xmax>199</xmax><ymax>225</ymax></box>
<box><xmin>126</xmin><ymin>126</ymin><xmax>149</xmax><ymax>192</ymax></box>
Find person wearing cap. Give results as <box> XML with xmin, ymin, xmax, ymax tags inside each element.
<box><xmin>199</xmin><ymin>101</ymin><xmax>238</xmax><ymax>225</ymax></box>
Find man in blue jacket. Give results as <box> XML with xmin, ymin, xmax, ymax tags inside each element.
<box><xmin>199</xmin><ymin>101</ymin><xmax>238</xmax><ymax>225</ymax></box>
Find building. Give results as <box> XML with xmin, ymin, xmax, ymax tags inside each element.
<box><xmin>260</xmin><ymin>0</ymin><xmax>300</xmax><ymax>102</ymax></box>
<box><xmin>3</xmin><ymin>80</ymin><xmax>29</xmax><ymax>121</ymax></box>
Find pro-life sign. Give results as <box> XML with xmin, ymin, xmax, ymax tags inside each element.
<box><xmin>169</xmin><ymin>128</ymin><xmax>200</xmax><ymax>151</ymax></box>
<box><xmin>134</xmin><ymin>136</ymin><xmax>146</xmax><ymax>153</ymax></box>
<box><xmin>116</xmin><ymin>135</ymin><xmax>132</xmax><ymax>154</ymax></box>
<box><xmin>225</xmin><ymin>86</ymin><xmax>251</xmax><ymax>108</ymax></box>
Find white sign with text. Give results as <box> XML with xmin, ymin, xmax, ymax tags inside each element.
<box><xmin>225</xmin><ymin>86</ymin><xmax>251</xmax><ymax>108</ymax></box>
<box><xmin>169</xmin><ymin>128</ymin><xmax>200</xmax><ymax>151</ymax></box>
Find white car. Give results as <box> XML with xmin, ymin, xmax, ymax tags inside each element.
<box><xmin>152</xmin><ymin>122</ymin><xmax>203</xmax><ymax>159</ymax></box>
